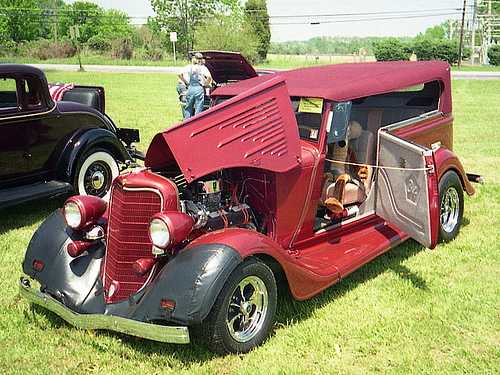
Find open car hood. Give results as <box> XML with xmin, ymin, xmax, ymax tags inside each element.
<box><xmin>191</xmin><ymin>50</ymin><xmax>258</xmax><ymax>84</ymax></box>
<box><xmin>145</xmin><ymin>76</ymin><xmax>301</xmax><ymax>183</ymax></box>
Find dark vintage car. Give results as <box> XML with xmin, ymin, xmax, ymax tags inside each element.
<box><xmin>0</xmin><ymin>63</ymin><xmax>140</xmax><ymax>207</ymax></box>
<box><xmin>20</xmin><ymin>61</ymin><xmax>480</xmax><ymax>354</ymax></box>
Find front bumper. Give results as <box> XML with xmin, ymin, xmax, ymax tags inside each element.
<box><xmin>19</xmin><ymin>277</ymin><xmax>190</xmax><ymax>344</ymax></box>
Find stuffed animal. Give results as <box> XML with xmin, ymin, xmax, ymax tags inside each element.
<box><xmin>322</xmin><ymin>121</ymin><xmax>368</xmax><ymax>213</ymax></box>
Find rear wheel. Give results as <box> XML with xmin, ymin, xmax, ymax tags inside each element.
<box><xmin>74</xmin><ymin>148</ymin><xmax>119</xmax><ymax>200</ymax></box>
<box><xmin>196</xmin><ymin>257</ymin><xmax>277</xmax><ymax>355</ymax></box>
<box><xmin>438</xmin><ymin>171</ymin><xmax>464</xmax><ymax>242</ymax></box>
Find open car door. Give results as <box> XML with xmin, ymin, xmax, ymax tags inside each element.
<box><xmin>375</xmin><ymin>130</ymin><xmax>439</xmax><ymax>249</ymax></box>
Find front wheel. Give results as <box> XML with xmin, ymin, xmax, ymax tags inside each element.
<box><xmin>74</xmin><ymin>148</ymin><xmax>119</xmax><ymax>200</ymax></box>
<box><xmin>438</xmin><ymin>171</ymin><xmax>464</xmax><ymax>242</ymax></box>
<box><xmin>196</xmin><ymin>257</ymin><xmax>277</xmax><ymax>355</ymax></box>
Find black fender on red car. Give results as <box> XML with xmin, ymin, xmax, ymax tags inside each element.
<box><xmin>23</xmin><ymin>209</ymin><xmax>244</xmax><ymax>326</ymax></box>
<box><xmin>129</xmin><ymin>243</ymin><xmax>243</xmax><ymax>326</ymax></box>
<box><xmin>22</xmin><ymin>209</ymin><xmax>107</xmax><ymax>314</ymax></box>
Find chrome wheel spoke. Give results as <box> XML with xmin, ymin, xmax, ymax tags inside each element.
<box><xmin>440</xmin><ymin>187</ymin><xmax>459</xmax><ymax>233</ymax></box>
<box><xmin>226</xmin><ymin>275</ymin><xmax>269</xmax><ymax>343</ymax></box>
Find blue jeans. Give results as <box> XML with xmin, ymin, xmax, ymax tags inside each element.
<box><xmin>183</xmin><ymin>85</ymin><xmax>204</xmax><ymax>120</ymax></box>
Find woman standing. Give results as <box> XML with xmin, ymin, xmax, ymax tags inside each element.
<box><xmin>177</xmin><ymin>52</ymin><xmax>212</xmax><ymax>120</ymax></box>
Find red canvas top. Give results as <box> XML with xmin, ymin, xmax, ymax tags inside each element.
<box><xmin>213</xmin><ymin>61</ymin><xmax>452</xmax><ymax>114</ymax></box>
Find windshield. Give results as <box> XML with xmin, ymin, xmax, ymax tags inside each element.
<box><xmin>292</xmin><ymin>97</ymin><xmax>324</xmax><ymax>143</ymax></box>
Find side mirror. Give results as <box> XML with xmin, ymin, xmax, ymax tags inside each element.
<box><xmin>327</xmin><ymin>101</ymin><xmax>352</xmax><ymax>144</ymax></box>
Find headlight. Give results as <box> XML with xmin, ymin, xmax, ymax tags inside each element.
<box><xmin>148</xmin><ymin>212</ymin><xmax>194</xmax><ymax>250</ymax></box>
<box><xmin>149</xmin><ymin>217</ymin><xmax>171</xmax><ymax>249</ymax></box>
<box><xmin>63</xmin><ymin>201</ymin><xmax>82</xmax><ymax>230</ymax></box>
<box><xmin>62</xmin><ymin>196</ymin><xmax>107</xmax><ymax>231</ymax></box>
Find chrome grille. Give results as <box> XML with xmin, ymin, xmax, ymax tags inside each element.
<box><xmin>104</xmin><ymin>185</ymin><xmax>162</xmax><ymax>303</ymax></box>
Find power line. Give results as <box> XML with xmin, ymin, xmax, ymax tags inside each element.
<box><xmin>271</xmin><ymin>11</ymin><xmax>463</xmax><ymax>26</ymax></box>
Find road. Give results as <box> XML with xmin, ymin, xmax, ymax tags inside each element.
<box><xmin>30</xmin><ymin>63</ymin><xmax>180</xmax><ymax>74</ymax></box>
<box><xmin>29</xmin><ymin>63</ymin><xmax>500</xmax><ymax>79</ymax></box>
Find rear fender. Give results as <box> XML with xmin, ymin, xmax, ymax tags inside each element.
<box><xmin>55</xmin><ymin>127</ymin><xmax>131</xmax><ymax>182</ymax></box>
<box><xmin>433</xmin><ymin>147</ymin><xmax>475</xmax><ymax>196</ymax></box>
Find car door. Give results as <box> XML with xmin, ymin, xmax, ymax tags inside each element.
<box><xmin>375</xmin><ymin>130</ymin><xmax>439</xmax><ymax>249</ymax></box>
<box><xmin>0</xmin><ymin>77</ymin><xmax>29</xmax><ymax>182</ymax></box>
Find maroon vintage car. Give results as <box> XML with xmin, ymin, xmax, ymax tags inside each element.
<box><xmin>20</xmin><ymin>61</ymin><xmax>478</xmax><ymax>354</ymax></box>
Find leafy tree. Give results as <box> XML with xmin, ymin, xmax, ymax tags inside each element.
<box><xmin>269</xmin><ymin>36</ymin><xmax>383</xmax><ymax>56</ymax></box>
<box><xmin>56</xmin><ymin>2</ymin><xmax>130</xmax><ymax>45</ymax></box>
<box><xmin>194</xmin><ymin>14</ymin><xmax>258</xmax><ymax>60</ymax></box>
<box><xmin>244</xmin><ymin>0</ymin><xmax>270</xmax><ymax>60</ymax></box>
<box><xmin>149</xmin><ymin>0</ymin><xmax>242</xmax><ymax>58</ymax></box>
<box><xmin>417</xmin><ymin>25</ymin><xmax>446</xmax><ymax>40</ymax></box>
<box><xmin>372</xmin><ymin>38</ymin><xmax>412</xmax><ymax>61</ymax></box>
<box><xmin>0</xmin><ymin>0</ymin><xmax>41</xmax><ymax>42</ymax></box>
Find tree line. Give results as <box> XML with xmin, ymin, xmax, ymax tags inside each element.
<box><xmin>0</xmin><ymin>0</ymin><xmax>270</xmax><ymax>62</ymax></box>
<box><xmin>2</xmin><ymin>1</ymin><xmax>500</xmax><ymax>65</ymax></box>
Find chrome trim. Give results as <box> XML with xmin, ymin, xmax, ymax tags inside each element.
<box><xmin>381</xmin><ymin>110</ymin><xmax>442</xmax><ymax>132</ymax></box>
<box><xmin>19</xmin><ymin>278</ymin><xmax>190</xmax><ymax>344</ymax></box>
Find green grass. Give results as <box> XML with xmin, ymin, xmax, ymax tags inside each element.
<box><xmin>0</xmin><ymin>74</ymin><xmax>498</xmax><ymax>374</ymax></box>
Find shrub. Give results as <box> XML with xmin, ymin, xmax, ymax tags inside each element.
<box><xmin>372</xmin><ymin>38</ymin><xmax>412</xmax><ymax>61</ymax></box>
<box><xmin>133</xmin><ymin>45</ymin><xmax>164</xmax><ymax>61</ymax></box>
<box><xmin>110</xmin><ymin>37</ymin><xmax>133</xmax><ymax>60</ymax></box>
<box><xmin>87</xmin><ymin>35</ymin><xmax>112</xmax><ymax>52</ymax></box>
<box><xmin>488</xmin><ymin>45</ymin><xmax>500</xmax><ymax>66</ymax></box>
<box><xmin>24</xmin><ymin>39</ymin><xmax>76</xmax><ymax>60</ymax></box>
<box><xmin>51</xmin><ymin>40</ymin><xmax>76</xmax><ymax>58</ymax></box>
<box><xmin>412</xmin><ymin>38</ymin><xmax>469</xmax><ymax>65</ymax></box>
<box><xmin>0</xmin><ymin>41</ymin><xmax>22</xmax><ymax>57</ymax></box>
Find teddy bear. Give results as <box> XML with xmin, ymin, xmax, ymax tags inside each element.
<box><xmin>322</xmin><ymin>120</ymin><xmax>369</xmax><ymax>214</ymax></box>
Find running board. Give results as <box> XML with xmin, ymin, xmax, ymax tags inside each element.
<box><xmin>0</xmin><ymin>181</ymin><xmax>73</xmax><ymax>208</ymax></box>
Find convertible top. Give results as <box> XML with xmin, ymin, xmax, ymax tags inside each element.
<box><xmin>213</xmin><ymin>61</ymin><xmax>452</xmax><ymax>114</ymax></box>
<box><xmin>145</xmin><ymin>61</ymin><xmax>452</xmax><ymax>181</ymax></box>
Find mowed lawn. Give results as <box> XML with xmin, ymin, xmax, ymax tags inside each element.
<box><xmin>0</xmin><ymin>71</ymin><xmax>498</xmax><ymax>375</ymax></box>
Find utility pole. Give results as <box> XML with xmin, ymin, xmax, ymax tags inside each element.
<box><xmin>488</xmin><ymin>0</ymin><xmax>492</xmax><ymax>44</ymax></box>
<box><xmin>458</xmin><ymin>0</ymin><xmax>467</xmax><ymax>67</ymax></box>
<box><xmin>52</xmin><ymin>0</ymin><xmax>58</xmax><ymax>43</ymax></box>
<box><xmin>471</xmin><ymin>0</ymin><xmax>477</xmax><ymax>64</ymax></box>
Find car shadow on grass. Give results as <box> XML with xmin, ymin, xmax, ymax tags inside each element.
<box><xmin>272</xmin><ymin>239</ymin><xmax>429</xmax><ymax>329</ymax></box>
<box><xmin>0</xmin><ymin>195</ymin><xmax>67</xmax><ymax>235</ymax></box>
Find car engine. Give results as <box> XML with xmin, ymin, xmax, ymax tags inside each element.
<box><xmin>176</xmin><ymin>173</ymin><xmax>254</xmax><ymax>232</ymax></box>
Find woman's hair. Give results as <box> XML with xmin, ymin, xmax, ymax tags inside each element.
<box><xmin>191</xmin><ymin>52</ymin><xmax>204</xmax><ymax>65</ymax></box>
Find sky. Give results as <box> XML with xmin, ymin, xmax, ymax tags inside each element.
<box><xmin>73</xmin><ymin>0</ymin><xmax>471</xmax><ymax>42</ymax></box>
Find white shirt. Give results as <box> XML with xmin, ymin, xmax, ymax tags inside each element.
<box><xmin>178</xmin><ymin>64</ymin><xmax>212</xmax><ymax>86</ymax></box>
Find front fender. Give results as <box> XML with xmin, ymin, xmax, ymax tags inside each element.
<box><xmin>22</xmin><ymin>209</ymin><xmax>106</xmax><ymax>314</ymax></box>
<box><xmin>130</xmin><ymin>243</ymin><xmax>243</xmax><ymax>325</ymax></box>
